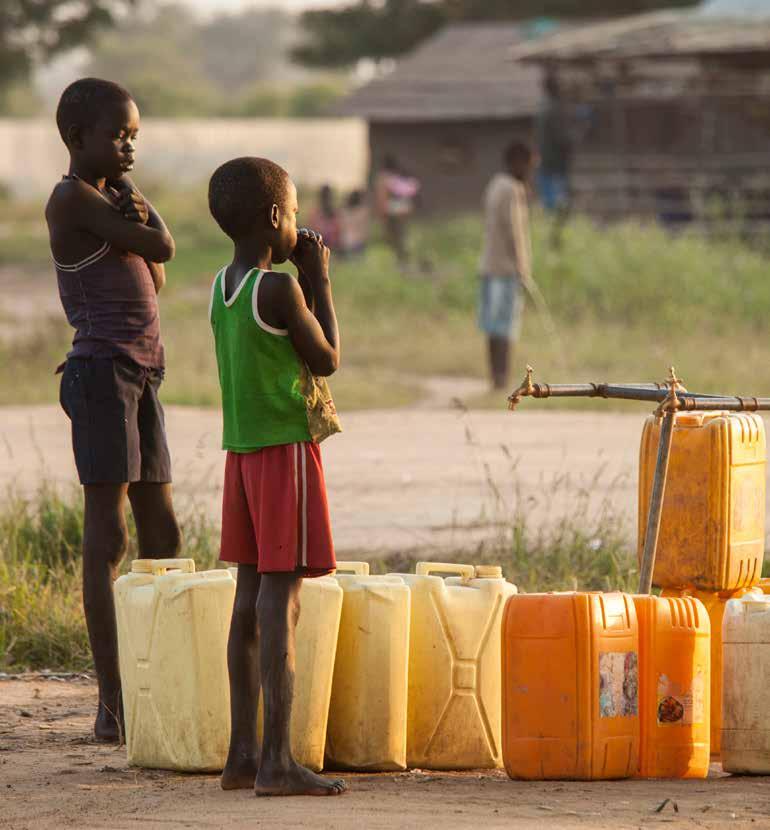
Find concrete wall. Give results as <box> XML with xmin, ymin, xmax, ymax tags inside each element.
<box><xmin>369</xmin><ymin>119</ymin><xmax>533</xmax><ymax>214</ymax></box>
<box><xmin>0</xmin><ymin>118</ymin><xmax>368</xmax><ymax>199</ymax></box>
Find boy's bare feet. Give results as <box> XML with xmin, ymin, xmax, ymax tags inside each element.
<box><xmin>93</xmin><ymin>700</ymin><xmax>124</xmax><ymax>743</ymax></box>
<box><xmin>221</xmin><ymin>751</ymin><xmax>260</xmax><ymax>790</ymax></box>
<box><xmin>255</xmin><ymin>759</ymin><xmax>346</xmax><ymax>797</ymax></box>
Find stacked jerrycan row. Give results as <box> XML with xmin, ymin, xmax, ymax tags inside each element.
<box><xmin>639</xmin><ymin>410</ymin><xmax>767</xmax><ymax>763</ymax></box>
<box><xmin>114</xmin><ymin>559</ymin><xmax>343</xmax><ymax>772</ymax></box>
<box><xmin>501</xmin><ymin>591</ymin><xmax>711</xmax><ymax>780</ymax></box>
<box><xmin>114</xmin><ymin>557</ymin><xmax>517</xmax><ymax>772</ymax></box>
<box><xmin>329</xmin><ymin>560</ymin><xmax>517</xmax><ymax>770</ymax></box>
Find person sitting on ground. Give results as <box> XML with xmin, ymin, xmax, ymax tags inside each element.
<box><xmin>339</xmin><ymin>189</ymin><xmax>369</xmax><ymax>257</ymax></box>
<box><xmin>45</xmin><ymin>77</ymin><xmax>181</xmax><ymax>742</ymax></box>
<box><xmin>479</xmin><ymin>141</ymin><xmax>535</xmax><ymax>390</ymax></box>
<box><xmin>309</xmin><ymin>184</ymin><xmax>341</xmax><ymax>251</ymax></box>
<box><xmin>208</xmin><ymin>156</ymin><xmax>346</xmax><ymax>798</ymax></box>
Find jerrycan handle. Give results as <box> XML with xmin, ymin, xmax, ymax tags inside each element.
<box><xmin>416</xmin><ymin>562</ymin><xmax>475</xmax><ymax>582</ymax></box>
<box><xmin>334</xmin><ymin>561</ymin><xmax>370</xmax><ymax>576</ymax></box>
<box><xmin>131</xmin><ymin>558</ymin><xmax>196</xmax><ymax>576</ymax></box>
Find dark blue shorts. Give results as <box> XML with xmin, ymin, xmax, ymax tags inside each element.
<box><xmin>59</xmin><ymin>356</ymin><xmax>172</xmax><ymax>485</ymax></box>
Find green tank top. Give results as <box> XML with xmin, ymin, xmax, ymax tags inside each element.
<box><xmin>209</xmin><ymin>267</ymin><xmax>341</xmax><ymax>452</ymax></box>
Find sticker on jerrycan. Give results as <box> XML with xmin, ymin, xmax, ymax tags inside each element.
<box><xmin>599</xmin><ymin>652</ymin><xmax>639</xmax><ymax>718</ymax></box>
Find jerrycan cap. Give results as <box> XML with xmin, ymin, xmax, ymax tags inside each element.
<box><xmin>130</xmin><ymin>558</ymin><xmax>196</xmax><ymax>576</ymax></box>
<box><xmin>474</xmin><ymin>565</ymin><xmax>503</xmax><ymax>579</ymax></box>
<box><xmin>675</xmin><ymin>411</ymin><xmax>727</xmax><ymax>428</ymax></box>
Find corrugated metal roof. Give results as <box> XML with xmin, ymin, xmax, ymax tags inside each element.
<box><xmin>508</xmin><ymin>9</ymin><xmax>770</xmax><ymax>63</ymax></box>
<box><xmin>336</xmin><ymin>23</ymin><xmax>542</xmax><ymax>122</ymax></box>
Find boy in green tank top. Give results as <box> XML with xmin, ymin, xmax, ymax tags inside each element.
<box><xmin>208</xmin><ymin>157</ymin><xmax>345</xmax><ymax>797</ymax></box>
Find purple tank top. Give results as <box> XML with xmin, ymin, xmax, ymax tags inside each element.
<box><xmin>54</xmin><ymin>242</ymin><xmax>164</xmax><ymax>368</ymax></box>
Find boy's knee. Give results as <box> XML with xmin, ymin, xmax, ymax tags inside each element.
<box><xmin>163</xmin><ymin>517</ymin><xmax>182</xmax><ymax>558</ymax></box>
<box><xmin>106</xmin><ymin>523</ymin><xmax>129</xmax><ymax>574</ymax></box>
<box><xmin>85</xmin><ymin>516</ymin><xmax>128</xmax><ymax>575</ymax></box>
<box><xmin>231</xmin><ymin>595</ymin><xmax>258</xmax><ymax>639</ymax></box>
<box><xmin>257</xmin><ymin>574</ymin><xmax>299</xmax><ymax>624</ymax></box>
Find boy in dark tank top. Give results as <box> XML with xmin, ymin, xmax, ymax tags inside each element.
<box><xmin>45</xmin><ymin>77</ymin><xmax>181</xmax><ymax>742</ymax></box>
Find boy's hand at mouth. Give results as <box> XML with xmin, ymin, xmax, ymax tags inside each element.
<box><xmin>290</xmin><ymin>228</ymin><xmax>330</xmax><ymax>284</ymax></box>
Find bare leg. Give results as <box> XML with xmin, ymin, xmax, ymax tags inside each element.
<box><xmin>221</xmin><ymin>565</ymin><xmax>261</xmax><ymax>790</ymax></box>
<box><xmin>254</xmin><ymin>573</ymin><xmax>345</xmax><ymax>797</ymax></box>
<box><xmin>127</xmin><ymin>482</ymin><xmax>181</xmax><ymax>559</ymax></box>
<box><xmin>487</xmin><ymin>337</ymin><xmax>497</xmax><ymax>387</ymax></box>
<box><xmin>489</xmin><ymin>336</ymin><xmax>511</xmax><ymax>389</ymax></box>
<box><xmin>82</xmin><ymin>483</ymin><xmax>129</xmax><ymax>742</ymax></box>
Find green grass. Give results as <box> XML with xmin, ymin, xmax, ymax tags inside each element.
<box><xmin>0</xmin><ymin>483</ymin><xmax>223</xmax><ymax>672</ymax></box>
<box><xmin>2</xmin><ymin>190</ymin><xmax>770</xmax><ymax>411</ymax></box>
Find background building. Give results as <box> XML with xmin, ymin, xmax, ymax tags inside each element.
<box><xmin>338</xmin><ymin>23</ymin><xmax>543</xmax><ymax>214</ymax></box>
<box><xmin>511</xmin><ymin>7</ymin><xmax>770</xmax><ymax>230</ymax></box>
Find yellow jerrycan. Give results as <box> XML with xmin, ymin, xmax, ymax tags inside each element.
<box><xmin>633</xmin><ymin>595</ymin><xmax>710</xmax><ymax>779</ymax></box>
<box><xmin>392</xmin><ymin>562</ymin><xmax>517</xmax><ymax>770</ymax></box>
<box><xmin>325</xmin><ymin>562</ymin><xmax>410</xmax><ymax>771</ymax></box>
<box><xmin>114</xmin><ymin>559</ymin><xmax>236</xmax><ymax>771</ymax></box>
<box><xmin>639</xmin><ymin>411</ymin><xmax>765</xmax><ymax>592</ymax></box>
<box><xmin>662</xmin><ymin>586</ymin><xmax>750</xmax><ymax>758</ymax></box>
<box><xmin>502</xmin><ymin>591</ymin><xmax>639</xmax><ymax>780</ymax></box>
<box><xmin>722</xmin><ymin>590</ymin><xmax>770</xmax><ymax>774</ymax></box>
<box><xmin>229</xmin><ymin>569</ymin><xmax>343</xmax><ymax>772</ymax></box>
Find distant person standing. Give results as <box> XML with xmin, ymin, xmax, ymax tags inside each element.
<box><xmin>309</xmin><ymin>184</ymin><xmax>341</xmax><ymax>251</ymax></box>
<box><xmin>479</xmin><ymin>141</ymin><xmax>535</xmax><ymax>390</ymax></box>
<box><xmin>339</xmin><ymin>189</ymin><xmax>369</xmax><ymax>257</ymax></box>
<box><xmin>536</xmin><ymin>72</ymin><xmax>572</xmax><ymax>215</ymax></box>
<box><xmin>375</xmin><ymin>155</ymin><xmax>420</xmax><ymax>270</ymax></box>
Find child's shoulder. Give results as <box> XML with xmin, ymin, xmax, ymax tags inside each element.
<box><xmin>259</xmin><ymin>269</ymin><xmax>299</xmax><ymax>301</ymax></box>
<box><xmin>46</xmin><ymin>177</ymin><xmax>93</xmax><ymax>220</ymax></box>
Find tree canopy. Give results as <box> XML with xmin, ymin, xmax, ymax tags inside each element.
<box><xmin>85</xmin><ymin>4</ymin><xmax>344</xmax><ymax>118</ymax></box>
<box><xmin>0</xmin><ymin>0</ymin><xmax>134</xmax><ymax>92</ymax></box>
<box><xmin>293</xmin><ymin>0</ymin><xmax>701</xmax><ymax>67</ymax></box>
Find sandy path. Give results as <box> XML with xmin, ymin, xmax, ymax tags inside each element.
<box><xmin>0</xmin><ymin>403</ymin><xmax>655</xmax><ymax>554</ymax></box>
<box><xmin>2</xmin><ymin>678</ymin><xmax>769</xmax><ymax>830</ymax></box>
<box><xmin>4</xmin><ymin>403</ymin><xmax>770</xmax><ymax>555</ymax></box>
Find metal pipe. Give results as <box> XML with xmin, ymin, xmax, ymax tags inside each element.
<box><xmin>507</xmin><ymin>366</ymin><xmax>759</xmax><ymax>411</ymax></box>
<box><xmin>526</xmin><ymin>384</ymin><xmax>737</xmax><ymax>404</ymax></box>
<box><xmin>638</xmin><ymin>409</ymin><xmax>677</xmax><ymax>594</ymax></box>
<box><xmin>677</xmin><ymin>396</ymin><xmax>770</xmax><ymax>412</ymax></box>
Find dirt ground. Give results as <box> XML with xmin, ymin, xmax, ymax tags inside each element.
<box><xmin>2</xmin><ymin>403</ymin><xmax>651</xmax><ymax>554</ymax></box>
<box><xmin>5</xmin><ymin>403</ymin><xmax>770</xmax><ymax>555</ymax></box>
<box><xmin>2</xmin><ymin>677</ymin><xmax>770</xmax><ymax>830</ymax></box>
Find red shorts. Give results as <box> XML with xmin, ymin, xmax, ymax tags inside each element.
<box><xmin>220</xmin><ymin>442</ymin><xmax>336</xmax><ymax>576</ymax></box>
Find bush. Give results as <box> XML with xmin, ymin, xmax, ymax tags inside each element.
<box><xmin>0</xmin><ymin>484</ymin><xmax>222</xmax><ymax>671</ymax></box>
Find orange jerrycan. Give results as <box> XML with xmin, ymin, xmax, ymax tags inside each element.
<box><xmin>639</xmin><ymin>411</ymin><xmax>765</xmax><ymax>592</ymax></box>
<box><xmin>325</xmin><ymin>562</ymin><xmax>410</xmax><ymax>771</ymax></box>
<box><xmin>722</xmin><ymin>591</ymin><xmax>770</xmax><ymax>773</ymax></box>
<box><xmin>502</xmin><ymin>592</ymin><xmax>639</xmax><ymax>780</ymax></box>
<box><xmin>393</xmin><ymin>562</ymin><xmax>517</xmax><ymax>769</ymax></box>
<box><xmin>633</xmin><ymin>595</ymin><xmax>710</xmax><ymax>778</ymax></box>
<box><xmin>229</xmin><ymin>569</ymin><xmax>343</xmax><ymax>772</ymax></box>
<box><xmin>115</xmin><ymin>559</ymin><xmax>236</xmax><ymax>771</ymax></box>
<box><xmin>662</xmin><ymin>586</ymin><xmax>750</xmax><ymax>758</ymax></box>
